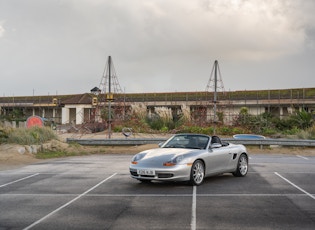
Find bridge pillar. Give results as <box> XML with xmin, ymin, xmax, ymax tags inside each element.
<box><xmin>62</xmin><ymin>108</ymin><xmax>70</xmax><ymax>124</ymax></box>
<box><xmin>206</xmin><ymin>107</ymin><xmax>212</xmax><ymax>121</ymax></box>
<box><xmin>279</xmin><ymin>107</ymin><xmax>283</xmax><ymax>119</ymax></box>
<box><xmin>53</xmin><ymin>108</ymin><xmax>56</xmax><ymax>120</ymax></box>
<box><xmin>76</xmin><ymin>106</ymin><xmax>85</xmax><ymax>125</ymax></box>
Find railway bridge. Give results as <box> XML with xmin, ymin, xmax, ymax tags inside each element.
<box><xmin>0</xmin><ymin>88</ymin><xmax>314</xmax><ymax>127</ymax></box>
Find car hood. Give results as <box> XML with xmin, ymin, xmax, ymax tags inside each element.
<box><xmin>136</xmin><ymin>147</ymin><xmax>201</xmax><ymax>166</ymax></box>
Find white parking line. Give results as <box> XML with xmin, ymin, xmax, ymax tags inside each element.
<box><xmin>0</xmin><ymin>193</ymin><xmax>312</xmax><ymax>198</ymax></box>
<box><xmin>275</xmin><ymin>172</ymin><xmax>315</xmax><ymax>200</ymax></box>
<box><xmin>191</xmin><ymin>186</ymin><xmax>196</xmax><ymax>230</ymax></box>
<box><xmin>0</xmin><ymin>173</ymin><xmax>39</xmax><ymax>188</ymax></box>
<box><xmin>23</xmin><ymin>173</ymin><xmax>117</xmax><ymax>230</ymax></box>
<box><xmin>296</xmin><ymin>155</ymin><xmax>308</xmax><ymax>160</ymax></box>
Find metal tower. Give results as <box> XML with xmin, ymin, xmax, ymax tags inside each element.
<box><xmin>205</xmin><ymin>60</ymin><xmax>225</xmax><ymax>93</ymax></box>
<box><xmin>98</xmin><ymin>56</ymin><xmax>123</xmax><ymax>138</ymax></box>
<box><xmin>205</xmin><ymin>60</ymin><xmax>226</xmax><ymax>128</ymax></box>
<box><xmin>99</xmin><ymin>56</ymin><xmax>123</xmax><ymax>96</ymax></box>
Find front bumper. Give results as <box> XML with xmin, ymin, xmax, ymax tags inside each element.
<box><xmin>129</xmin><ymin>164</ymin><xmax>191</xmax><ymax>182</ymax></box>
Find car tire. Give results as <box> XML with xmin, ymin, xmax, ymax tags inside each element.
<box><xmin>190</xmin><ymin>160</ymin><xmax>205</xmax><ymax>186</ymax></box>
<box><xmin>233</xmin><ymin>154</ymin><xmax>248</xmax><ymax>177</ymax></box>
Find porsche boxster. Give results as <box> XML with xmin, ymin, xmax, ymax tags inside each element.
<box><xmin>129</xmin><ymin>133</ymin><xmax>248</xmax><ymax>185</ymax></box>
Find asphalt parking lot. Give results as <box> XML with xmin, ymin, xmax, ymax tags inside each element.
<box><xmin>0</xmin><ymin>153</ymin><xmax>314</xmax><ymax>230</ymax></box>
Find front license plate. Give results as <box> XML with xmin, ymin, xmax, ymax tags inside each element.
<box><xmin>137</xmin><ymin>169</ymin><xmax>155</xmax><ymax>176</ymax></box>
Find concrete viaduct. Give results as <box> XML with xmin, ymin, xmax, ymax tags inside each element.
<box><xmin>0</xmin><ymin>88</ymin><xmax>314</xmax><ymax>127</ymax></box>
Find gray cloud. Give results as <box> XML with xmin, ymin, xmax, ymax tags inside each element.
<box><xmin>0</xmin><ymin>0</ymin><xmax>314</xmax><ymax>96</ymax></box>
<box><xmin>0</xmin><ymin>23</ymin><xmax>4</xmax><ymax>38</ymax></box>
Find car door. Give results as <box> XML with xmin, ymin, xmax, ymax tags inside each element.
<box><xmin>204</xmin><ymin>145</ymin><xmax>232</xmax><ymax>175</ymax></box>
<box><xmin>225</xmin><ymin>145</ymin><xmax>242</xmax><ymax>171</ymax></box>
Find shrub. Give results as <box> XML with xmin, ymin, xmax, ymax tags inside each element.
<box><xmin>261</xmin><ymin>127</ymin><xmax>277</xmax><ymax>136</ymax></box>
<box><xmin>175</xmin><ymin>125</ymin><xmax>214</xmax><ymax>135</ymax></box>
<box><xmin>297</xmin><ymin>125</ymin><xmax>315</xmax><ymax>139</ymax></box>
<box><xmin>273</xmin><ymin>117</ymin><xmax>296</xmax><ymax>131</ymax></box>
<box><xmin>282</xmin><ymin>127</ymin><xmax>300</xmax><ymax>135</ymax></box>
<box><xmin>0</xmin><ymin>127</ymin><xmax>10</xmax><ymax>144</ymax></box>
<box><xmin>115</xmin><ymin>118</ymin><xmax>151</xmax><ymax>133</ymax></box>
<box><xmin>113</xmin><ymin>125</ymin><xmax>122</xmax><ymax>133</ymax></box>
<box><xmin>146</xmin><ymin>114</ymin><xmax>165</xmax><ymax>130</ymax></box>
<box><xmin>218</xmin><ymin>126</ymin><xmax>233</xmax><ymax>135</ymax></box>
<box><xmin>160</xmin><ymin>126</ymin><xmax>169</xmax><ymax>132</ymax></box>
<box><xmin>7</xmin><ymin>126</ymin><xmax>57</xmax><ymax>145</ymax></box>
<box><xmin>231</xmin><ymin>127</ymin><xmax>249</xmax><ymax>135</ymax></box>
<box><xmin>292</xmin><ymin>110</ymin><xmax>313</xmax><ymax>129</ymax></box>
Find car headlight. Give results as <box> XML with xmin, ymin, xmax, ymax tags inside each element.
<box><xmin>163</xmin><ymin>155</ymin><xmax>184</xmax><ymax>166</ymax></box>
<box><xmin>131</xmin><ymin>153</ymin><xmax>146</xmax><ymax>164</ymax></box>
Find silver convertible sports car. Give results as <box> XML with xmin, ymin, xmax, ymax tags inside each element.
<box><xmin>129</xmin><ymin>133</ymin><xmax>248</xmax><ymax>185</ymax></box>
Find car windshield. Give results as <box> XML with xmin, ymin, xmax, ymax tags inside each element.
<box><xmin>163</xmin><ymin>135</ymin><xmax>209</xmax><ymax>149</ymax></box>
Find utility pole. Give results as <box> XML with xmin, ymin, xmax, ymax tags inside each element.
<box><xmin>213</xmin><ymin>60</ymin><xmax>218</xmax><ymax>124</ymax></box>
<box><xmin>108</xmin><ymin>56</ymin><xmax>112</xmax><ymax>139</ymax></box>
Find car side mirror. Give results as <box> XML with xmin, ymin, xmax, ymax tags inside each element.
<box><xmin>158</xmin><ymin>142</ymin><xmax>164</xmax><ymax>148</ymax></box>
<box><xmin>211</xmin><ymin>143</ymin><xmax>222</xmax><ymax>148</ymax></box>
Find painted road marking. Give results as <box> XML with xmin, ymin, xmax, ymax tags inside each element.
<box><xmin>23</xmin><ymin>173</ymin><xmax>117</xmax><ymax>230</ymax></box>
<box><xmin>191</xmin><ymin>186</ymin><xmax>196</xmax><ymax>230</ymax></box>
<box><xmin>0</xmin><ymin>173</ymin><xmax>39</xmax><ymax>188</ymax></box>
<box><xmin>0</xmin><ymin>193</ymin><xmax>312</xmax><ymax>197</ymax></box>
<box><xmin>296</xmin><ymin>155</ymin><xmax>308</xmax><ymax>160</ymax></box>
<box><xmin>275</xmin><ymin>172</ymin><xmax>315</xmax><ymax>200</ymax></box>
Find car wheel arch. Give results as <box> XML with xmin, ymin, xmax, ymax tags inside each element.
<box><xmin>189</xmin><ymin>159</ymin><xmax>206</xmax><ymax>186</ymax></box>
<box><xmin>241</xmin><ymin>152</ymin><xmax>248</xmax><ymax>161</ymax></box>
<box><xmin>233</xmin><ymin>153</ymin><xmax>249</xmax><ymax>177</ymax></box>
<box><xmin>194</xmin><ymin>158</ymin><xmax>206</xmax><ymax>171</ymax></box>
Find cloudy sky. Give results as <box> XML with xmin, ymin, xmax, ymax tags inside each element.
<box><xmin>0</xmin><ymin>0</ymin><xmax>314</xmax><ymax>96</ymax></box>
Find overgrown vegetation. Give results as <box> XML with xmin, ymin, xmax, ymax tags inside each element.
<box><xmin>0</xmin><ymin>109</ymin><xmax>26</xmax><ymax>122</ymax></box>
<box><xmin>1</xmin><ymin>126</ymin><xmax>58</xmax><ymax>145</ymax></box>
<box><xmin>35</xmin><ymin>150</ymin><xmax>86</xmax><ymax>159</ymax></box>
<box><xmin>0</xmin><ymin>126</ymin><xmax>95</xmax><ymax>158</ymax></box>
<box><xmin>0</xmin><ymin>127</ymin><xmax>10</xmax><ymax>144</ymax></box>
<box><xmin>1</xmin><ymin>105</ymin><xmax>314</xmax><ymax>150</ymax></box>
<box><xmin>112</xmin><ymin>105</ymin><xmax>315</xmax><ymax>139</ymax></box>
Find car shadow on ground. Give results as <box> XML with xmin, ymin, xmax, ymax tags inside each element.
<box><xmin>132</xmin><ymin>173</ymin><xmax>237</xmax><ymax>188</ymax></box>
